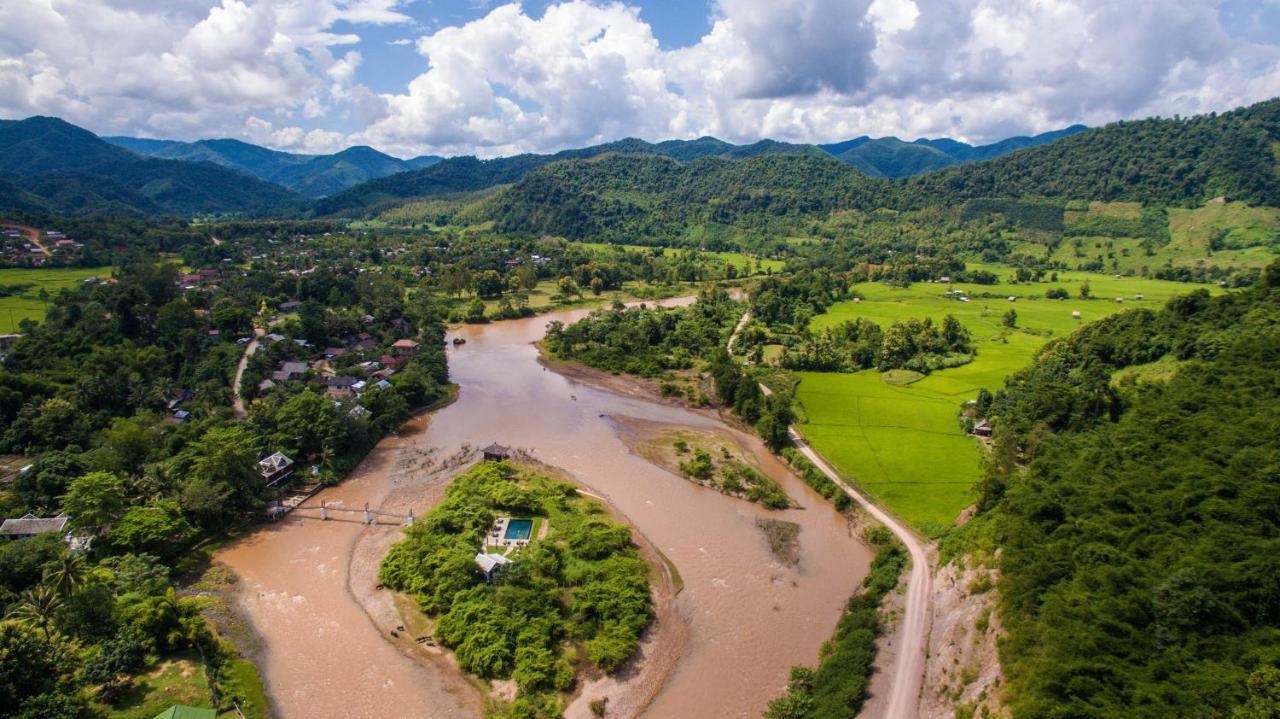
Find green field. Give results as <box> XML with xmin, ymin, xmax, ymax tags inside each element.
<box><xmin>1044</xmin><ymin>201</ymin><xmax>1280</xmax><ymax>273</ymax></box>
<box><xmin>794</xmin><ymin>267</ymin><xmax>1223</xmax><ymax>534</ymax></box>
<box><xmin>576</xmin><ymin>241</ymin><xmax>786</xmax><ymax>273</ymax></box>
<box><xmin>0</xmin><ymin>266</ymin><xmax>113</xmax><ymax>332</ymax></box>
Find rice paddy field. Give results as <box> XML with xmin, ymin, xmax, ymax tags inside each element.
<box><xmin>794</xmin><ymin>265</ymin><xmax>1226</xmax><ymax>535</ymax></box>
<box><xmin>0</xmin><ymin>266</ymin><xmax>113</xmax><ymax>332</ymax></box>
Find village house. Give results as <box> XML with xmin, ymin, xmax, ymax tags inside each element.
<box><xmin>972</xmin><ymin>419</ymin><xmax>992</xmax><ymax>437</ymax></box>
<box><xmin>0</xmin><ymin>513</ymin><xmax>69</xmax><ymax>540</ymax></box>
<box><xmin>392</xmin><ymin>339</ymin><xmax>421</xmax><ymax>356</ymax></box>
<box><xmin>278</xmin><ymin>300</ymin><xmax>303</xmax><ymax>312</ymax></box>
<box><xmin>277</xmin><ymin>361</ymin><xmax>308</xmax><ymax>380</ymax></box>
<box><xmin>258</xmin><ymin>452</ymin><xmax>294</xmax><ymax>487</ymax></box>
<box><xmin>474</xmin><ymin>551</ymin><xmax>512</xmax><ymax>582</ymax></box>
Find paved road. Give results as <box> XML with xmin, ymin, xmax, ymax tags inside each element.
<box><xmin>231</xmin><ymin>326</ymin><xmax>265</xmax><ymax>417</ymax></box>
<box><xmin>732</xmin><ymin>310</ymin><xmax>931</xmax><ymax>719</ymax></box>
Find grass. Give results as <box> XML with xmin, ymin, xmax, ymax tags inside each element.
<box><xmin>216</xmin><ymin>657</ymin><xmax>269</xmax><ymax>719</ymax></box>
<box><xmin>575</xmin><ymin>241</ymin><xmax>787</xmax><ymax>273</ymax></box>
<box><xmin>98</xmin><ymin>651</ymin><xmax>212</xmax><ymax>719</ymax></box>
<box><xmin>0</xmin><ymin>266</ymin><xmax>113</xmax><ymax>332</ymax></box>
<box><xmin>794</xmin><ymin>266</ymin><xmax>1224</xmax><ymax>535</ymax></box>
<box><xmin>477</xmin><ymin>279</ymin><xmax>693</xmax><ymax>316</ymax></box>
<box><xmin>1051</xmin><ymin>201</ymin><xmax>1279</xmax><ymax>274</ymax></box>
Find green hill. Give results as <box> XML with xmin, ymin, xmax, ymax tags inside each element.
<box><xmin>457</xmin><ymin>98</ymin><xmax>1280</xmax><ymax>241</ymax></box>
<box><xmin>105</xmin><ymin>136</ymin><xmax>442</xmax><ymax>198</ymax></box>
<box><xmin>0</xmin><ymin>117</ymin><xmax>301</xmax><ymax>216</ymax></box>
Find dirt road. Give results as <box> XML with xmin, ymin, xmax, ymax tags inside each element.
<box><xmin>738</xmin><ymin>311</ymin><xmax>931</xmax><ymax>719</ymax></box>
<box><xmin>1</xmin><ymin>223</ymin><xmax>50</xmax><ymax>257</ymax></box>
<box><xmin>790</xmin><ymin>433</ymin><xmax>931</xmax><ymax>719</ymax></box>
<box><xmin>231</xmin><ymin>326</ymin><xmax>264</xmax><ymax>417</ymax></box>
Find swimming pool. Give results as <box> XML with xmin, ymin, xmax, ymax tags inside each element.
<box><xmin>504</xmin><ymin>518</ymin><xmax>533</xmax><ymax>541</ymax></box>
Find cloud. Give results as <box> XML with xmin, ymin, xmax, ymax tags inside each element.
<box><xmin>0</xmin><ymin>0</ymin><xmax>405</xmax><ymax>141</ymax></box>
<box><xmin>357</xmin><ymin>0</ymin><xmax>1280</xmax><ymax>156</ymax></box>
<box><xmin>2</xmin><ymin>0</ymin><xmax>1278</xmax><ymax>157</ymax></box>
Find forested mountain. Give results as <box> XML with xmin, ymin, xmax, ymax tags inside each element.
<box><xmin>479</xmin><ymin>152</ymin><xmax>880</xmax><ymax>242</ymax></box>
<box><xmin>820</xmin><ymin>125</ymin><xmax>1087</xmax><ymax>179</ymax></box>
<box><xmin>964</xmin><ymin>263</ymin><xmax>1280</xmax><ymax>717</ymax></box>
<box><xmin>905</xmin><ymin>100</ymin><xmax>1280</xmax><ymax>206</ymax></box>
<box><xmin>0</xmin><ymin>117</ymin><xmax>302</xmax><ymax>216</ymax></box>
<box><xmin>455</xmin><ymin>98</ymin><xmax>1280</xmax><ymax>240</ymax></box>
<box><xmin>104</xmin><ymin>136</ymin><xmax>444</xmax><ymax>198</ymax></box>
<box><xmin>312</xmin><ymin>127</ymin><xmax>1079</xmax><ymax>216</ymax></box>
<box><xmin>310</xmin><ymin>135</ymin><xmax>826</xmax><ymax>215</ymax></box>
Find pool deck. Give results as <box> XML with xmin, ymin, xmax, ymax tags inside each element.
<box><xmin>483</xmin><ymin>516</ymin><xmax>544</xmax><ymax>553</ymax></box>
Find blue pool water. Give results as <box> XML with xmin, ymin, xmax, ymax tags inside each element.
<box><xmin>504</xmin><ymin>519</ymin><xmax>533</xmax><ymax>541</ymax></box>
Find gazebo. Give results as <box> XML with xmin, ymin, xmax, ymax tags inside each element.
<box><xmin>482</xmin><ymin>443</ymin><xmax>511</xmax><ymax>462</ymax></box>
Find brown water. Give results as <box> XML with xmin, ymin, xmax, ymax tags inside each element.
<box><xmin>216</xmin><ymin>301</ymin><xmax>873</xmax><ymax>718</ymax></box>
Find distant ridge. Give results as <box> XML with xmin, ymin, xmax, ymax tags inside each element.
<box><xmin>0</xmin><ymin>117</ymin><xmax>300</xmax><ymax>216</ymax></box>
<box><xmin>104</xmin><ymin>136</ymin><xmax>443</xmax><ymax>198</ymax></box>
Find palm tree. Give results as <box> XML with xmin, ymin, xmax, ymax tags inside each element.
<box><xmin>43</xmin><ymin>552</ymin><xmax>87</xmax><ymax>598</ymax></box>
<box><xmin>7</xmin><ymin>585</ymin><xmax>64</xmax><ymax>639</ymax></box>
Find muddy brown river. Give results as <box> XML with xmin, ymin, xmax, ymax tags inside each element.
<box><xmin>216</xmin><ymin>300</ymin><xmax>873</xmax><ymax>718</ymax></box>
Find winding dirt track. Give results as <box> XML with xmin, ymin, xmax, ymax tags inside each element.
<box><xmin>231</xmin><ymin>326</ymin><xmax>264</xmax><ymax>418</ymax></box>
<box><xmin>734</xmin><ymin>311</ymin><xmax>931</xmax><ymax>719</ymax></box>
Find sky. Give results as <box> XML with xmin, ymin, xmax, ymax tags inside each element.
<box><xmin>1</xmin><ymin>0</ymin><xmax>1278</xmax><ymax>159</ymax></box>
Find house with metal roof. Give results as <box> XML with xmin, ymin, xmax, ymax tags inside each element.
<box><xmin>258</xmin><ymin>452</ymin><xmax>294</xmax><ymax>487</ymax></box>
<box><xmin>0</xmin><ymin>513</ymin><xmax>69</xmax><ymax>539</ymax></box>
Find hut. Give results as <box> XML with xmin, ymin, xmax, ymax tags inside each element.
<box><xmin>482</xmin><ymin>443</ymin><xmax>511</xmax><ymax>462</ymax></box>
<box><xmin>972</xmin><ymin>419</ymin><xmax>993</xmax><ymax>437</ymax></box>
<box><xmin>475</xmin><ymin>552</ymin><xmax>512</xmax><ymax>582</ymax></box>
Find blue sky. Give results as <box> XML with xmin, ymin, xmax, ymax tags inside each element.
<box><xmin>346</xmin><ymin>1</ymin><xmax>712</xmax><ymax>96</ymax></box>
<box><xmin>1</xmin><ymin>0</ymin><xmax>1278</xmax><ymax>158</ymax></box>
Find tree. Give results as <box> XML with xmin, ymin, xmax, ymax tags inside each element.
<box><xmin>108</xmin><ymin>500</ymin><xmax>195</xmax><ymax>557</ymax></box>
<box><xmin>7</xmin><ymin>585</ymin><xmax>64</xmax><ymax>639</ymax></box>
<box><xmin>98</xmin><ymin>416</ymin><xmax>154</xmax><ymax>475</ymax></box>
<box><xmin>515</xmin><ymin>265</ymin><xmax>539</xmax><ymax>291</ymax></box>
<box><xmin>474</xmin><ymin>270</ymin><xmax>505</xmax><ymax>299</ymax></box>
<box><xmin>179</xmin><ymin>474</ymin><xmax>234</xmax><ymax>528</ymax></box>
<box><xmin>465</xmin><ymin>298</ymin><xmax>486</xmax><ymax>323</ymax></box>
<box><xmin>61</xmin><ymin>471</ymin><xmax>126</xmax><ymax>535</ymax></box>
<box><xmin>1235</xmin><ymin>666</ymin><xmax>1280</xmax><ymax>719</ymax></box>
<box><xmin>558</xmin><ymin>276</ymin><xmax>580</xmax><ymax>298</ymax></box>
<box><xmin>1003</xmin><ymin>309</ymin><xmax>1018</xmax><ymax>328</ymax></box>
<box><xmin>758</xmin><ymin>393</ymin><xmax>795</xmax><ymax>452</ymax></box>
<box><xmin>273</xmin><ymin>390</ymin><xmax>338</xmax><ymax>458</ymax></box>
<box><xmin>0</xmin><ymin>620</ymin><xmax>74</xmax><ymax>708</ymax></box>
<box><xmin>188</xmin><ymin>425</ymin><xmax>262</xmax><ymax>510</ymax></box>
<box><xmin>1079</xmin><ymin>281</ymin><xmax>1091</xmax><ymax>299</ymax></box>
<box><xmin>589</xmin><ymin>277</ymin><xmax>604</xmax><ymax>296</ymax></box>
<box><xmin>42</xmin><ymin>553</ymin><xmax>86</xmax><ymax>598</ymax></box>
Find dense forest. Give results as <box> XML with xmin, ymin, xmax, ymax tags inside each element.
<box><xmin>955</xmin><ymin>261</ymin><xmax>1280</xmax><ymax>717</ymax></box>
<box><xmin>0</xmin><ymin>249</ymin><xmax>450</xmax><ymax>717</ymax></box>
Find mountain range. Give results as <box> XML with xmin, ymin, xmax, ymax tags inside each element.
<box><xmin>0</xmin><ymin>117</ymin><xmax>1085</xmax><ymax>217</ymax></box>
<box><xmin>0</xmin><ymin>117</ymin><xmax>300</xmax><ymax>216</ymax></box>
<box><xmin>104</xmin><ymin>137</ymin><xmax>443</xmax><ymax>199</ymax></box>
<box><xmin>3</xmin><ymin>100</ymin><xmax>1275</xmax><ymax>221</ymax></box>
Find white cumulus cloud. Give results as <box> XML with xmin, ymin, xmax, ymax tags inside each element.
<box><xmin>2</xmin><ymin>0</ymin><xmax>1278</xmax><ymax>158</ymax></box>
